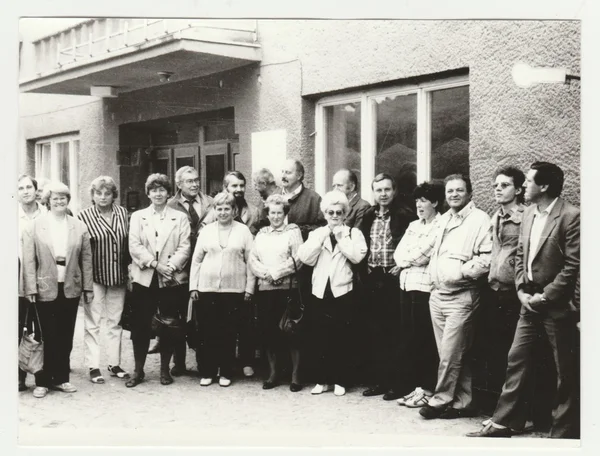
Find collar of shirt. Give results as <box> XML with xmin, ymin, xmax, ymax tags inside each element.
<box><xmin>451</xmin><ymin>201</ymin><xmax>475</xmax><ymax>220</ymax></box>
<box><xmin>180</xmin><ymin>193</ymin><xmax>200</xmax><ymax>205</ymax></box>
<box><xmin>534</xmin><ymin>198</ymin><xmax>558</xmax><ymax>217</ymax></box>
<box><xmin>19</xmin><ymin>202</ymin><xmax>45</xmax><ymax>220</ymax></box>
<box><xmin>266</xmin><ymin>224</ymin><xmax>287</xmax><ymax>233</ymax></box>
<box><xmin>376</xmin><ymin>208</ymin><xmax>390</xmax><ymax>220</ymax></box>
<box><xmin>283</xmin><ymin>184</ymin><xmax>303</xmax><ymax>198</ymax></box>
<box><xmin>348</xmin><ymin>192</ymin><xmax>358</xmax><ymax>204</ymax></box>
<box><xmin>151</xmin><ymin>206</ymin><xmax>167</xmax><ymax>220</ymax></box>
<box><xmin>419</xmin><ymin>212</ymin><xmax>441</xmax><ymax>226</ymax></box>
<box><xmin>498</xmin><ymin>204</ymin><xmax>525</xmax><ymax>223</ymax></box>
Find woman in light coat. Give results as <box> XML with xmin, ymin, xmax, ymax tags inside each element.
<box><xmin>22</xmin><ymin>181</ymin><xmax>93</xmax><ymax>399</ymax></box>
<box><xmin>297</xmin><ymin>190</ymin><xmax>367</xmax><ymax>397</ymax></box>
<box><xmin>127</xmin><ymin>174</ymin><xmax>191</xmax><ymax>387</ymax></box>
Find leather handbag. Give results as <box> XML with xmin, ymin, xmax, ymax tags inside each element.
<box><xmin>152</xmin><ymin>309</ymin><xmax>185</xmax><ymax>340</ymax></box>
<box><xmin>18</xmin><ymin>303</ymin><xmax>44</xmax><ymax>375</ymax></box>
<box><xmin>279</xmin><ymin>258</ymin><xmax>304</xmax><ymax>336</ymax></box>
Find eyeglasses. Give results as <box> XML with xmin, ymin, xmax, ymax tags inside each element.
<box><xmin>183</xmin><ymin>178</ymin><xmax>200</xmax><ymax>185</ymax></box>
<box><xmin>493</xmin><ymin>182</ymin><xmax>514</xmax><ymax>189</ymax></box>
<box><xmin>326</xmin><ymin>210</ymin><xmax>344</xmax><ymax>216</ymax></box>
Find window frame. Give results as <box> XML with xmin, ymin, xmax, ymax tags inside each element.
<box><xmin>34</xmin><ymin>133</ymin><xmax>80</xmax><ymax>211</ymax></box>
<box><xmin>315</xmin><ymin>75</ymin><xmax>469</xmax><ymax>203</ymax></box>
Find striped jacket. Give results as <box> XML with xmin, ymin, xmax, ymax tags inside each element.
<box><xmin>78</xmin><ymin>204</ymin><xmax>129</xmax><ymax>286</ymax></box>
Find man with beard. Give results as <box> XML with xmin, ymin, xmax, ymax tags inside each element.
<box><xmin>160</xmin><ymin>166</ymin><xmax>213</xmax><ymax>373</ymax></box>
<box><xmin>202</xmin><ymin>171</ymin><xmax>261</xmax><ymax>377</ymax></box>
<box><xmin>278</xmin><ymin>159</ymin><xmax>325</xmax><ymax>241</ymax></box>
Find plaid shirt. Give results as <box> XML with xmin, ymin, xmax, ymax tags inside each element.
<box><xmin>368</xmin><ymin>209</ymin><xmax>395</xmax><ymax>268</ymax></box>
<box><xmin>393</xmin><ymin>214</ymin><xmax>441</xmax><ymax>292</ymax></box>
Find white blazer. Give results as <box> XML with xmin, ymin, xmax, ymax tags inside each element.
<box><xmin>129</xmin><ymin>206</ymin><xmax>191</xmax><ymax>288</ymax></box>
<box><xmin>297</xmin><ymin>225</ymin><xmax>367</xmax><ymax>299</ymax></box>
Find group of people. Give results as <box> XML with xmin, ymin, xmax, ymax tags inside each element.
<box><xmin>17</xmin><ymin>157</ymin><xmax>580</xmax><ymax>439</ymax></box>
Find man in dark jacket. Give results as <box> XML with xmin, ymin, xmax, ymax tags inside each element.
<box><xmin>360</xmin><ymin>173</ymin><xmax>415</xmax><ymax>400</ymax></box>
<box><xmin>332</xmin><ymin>168</ymin><xmax>371</xmax><ymax>231</ymax></box>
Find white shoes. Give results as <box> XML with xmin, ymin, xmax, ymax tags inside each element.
<box><xmin>243</xmin><ymin>366</ymin><xmax>255</xmax><ymax>377</ymax></box>
<box><xmin>33</xmin><ymin>386</ymin><xmax>48</xmax><ymax>398</ymax></box>
<box><xmin>200</xmin><ymin>378</ymin><xmax>213</xmax><ymax>386</ymax></box>
<box><xmin>219</xmin><ymin>376</ymin><xmax>231</xmax><ymax>387</ymax></box>
<box><xmin>52</xmin><ymin>382</ymin><xmax>77</xmax><ymax>393</ymax></box>
<box><xmin>311</xmin><ymin>384</ymin><xmax>345</xmax><ymax>396</ymax></box>
<box><xmin>334</xmin><ymin>384</ymin><xmax>346</xmax><ymax>396</ymax></box>
<box><xmin>311</xmin><ymin>384</ymin><xmax>327</xmax><ymax>395</ymax></box>
<box><xmin>397</xmin><ymin>387</ymin><xmax>432</xmax><ymax>407</ymax></box>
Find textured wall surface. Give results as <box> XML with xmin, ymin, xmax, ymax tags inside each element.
<box><xmin>20</xmin><ymin>20</ymin><xmax>580</xmax><ymax>211</ymax></box>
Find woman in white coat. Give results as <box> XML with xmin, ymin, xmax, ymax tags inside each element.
<box><xmin>127</xmin><ymin>174</ymin><xmax>191</xmax><ymax>388</ymax></box>
<box><xmin>297</xmin><ymin>190</ymin><xmax>367</xmax><ymax>397</ymax></box>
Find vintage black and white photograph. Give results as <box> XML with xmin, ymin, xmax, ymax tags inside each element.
<box><xmin>6</xmin><ymin>0</ymin><xmax>594</xmax><ymax>450</ymax></box>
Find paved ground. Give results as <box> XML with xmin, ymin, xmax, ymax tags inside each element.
<box><xmin>18</xmin><ymin>306</ymin><xmax>571</xmax><ymax>448</ymax></box>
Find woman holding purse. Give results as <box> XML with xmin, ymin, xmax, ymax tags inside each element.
<box><xmin>127</xmin><ymin>173</ymin><xmax>191</xmax><ymax>388</ymax></box>
<box><xmin>22</xmin><ymin>181</ymin><xmax>94</xmax><ymax>399</ymax></box>
<box><xmin>297</xmin><ymin>190</ymin><xmax>367</xmax><ymax>397</ymax></box>
<box><xmin>249</xmin><ymin>194</ymin><xmax>304</xmax><ymax>392</ymax></box>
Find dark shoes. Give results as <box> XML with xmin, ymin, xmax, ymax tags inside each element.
<box><xmin>466</xmin><ymin>424</ymin><xmax>513</xmax><ymax>438</ymax></box>
<box><xmin>170</xmin><ymin>365</ymin><xmax>187</xmax><ymax>377</ymax></box>
<box><xmin>419</xmin><ymin>404</ymin><xmax>448</xmax><ymax>420</ymax></box>
<box><xmin>362</xmin><ymin>385</ymin><xmax>387</xmax><ymax>397</ymax></box>
<box><xmin>262</xmin><ymin>381</ymin><xmax>278</xmax><ymax>390</ymax></box>
<box><xmin>382</xmin><ymin>389</ymin><xmax>403</xmax><ymax>401</ymax></box>
<box><xmin>125</xmin><ymin>372</ymin><xmax>145</xmax><ymax>388</ymax></box>
<box><xmin>290</xmin><ymin>383</ymin><xmax>303</xmax><ymax>392</ymax></box>
<box><xmin>439</xmin><ymin>407</ymin><xmax>478</xmax><ymax>419</ymax></box>
<box><xmin>160</xmin><ymin>371</ymin><xmax>174</xmax><ymax>385</ymax></box>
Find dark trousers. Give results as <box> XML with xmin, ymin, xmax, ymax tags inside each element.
<box><xmin>34</xmin><ymin>285</ymin><xmax>80</xmax><ymax>387</ymax></box>
<box><xmin>365</xmin><ymin>268</ymin><xmax>401</xmax><ymax>389</ymax></box>
<box><xmin>395</xmin><ymin>290</ymin><xmax>439</xmax><ymax>393</ymax></box>
<box><xmin>197</xmin><ymin>292</ymin><xmax>244</xmax><ymax>379</ymax></box>
<box><xmin>235</xmin><ymin>297</ymin><xmax>256</xmax><ymax>366</ymax></box>
<box><xmin>485</xmin><ymin>289</ymin><xmax>521</xmax><ymax>392</ymax></box>
<box><xmin>492</xmin><ymin>312</ymin><xmax>579</xmax><ymax>438</ymax></box>
<box><xmin>18</xmin><ymin>297</ymin><xmax>31</xmax><ymax>383</ymax></box>
<box><xmin>311</xmin><ymin>287</ymin><xmax>353</xmax><ymax>387</ymax></box>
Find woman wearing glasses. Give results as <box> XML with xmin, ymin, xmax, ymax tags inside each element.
<box><xmin>127</xmin><ymin>173</ymin><xmax>191</xmax><ymax>388</ymax></box>
<box><xmin>297</xmin><ymin>190</ymin><xmax>368</xmax><ymax>397</ymax></box>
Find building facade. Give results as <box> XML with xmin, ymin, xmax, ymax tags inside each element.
<box><xmin>19</xmin><ymin>18</ymin><xmax>580</xmax><ymax>408</ymax></box>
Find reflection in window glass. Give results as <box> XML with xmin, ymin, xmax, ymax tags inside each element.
<box><xmin>206</xmin><ymin>155</ymin><xmax>225</xmax><ymax>197</ymax></box>
<box><xmin>430</xmin><ymin>86</ymin><xmax>470</xmax><ymax>180</ymax></box>
<box><xmin>57</xmin><ymin>142</ymin><xmax>70</xmax><ymax>187</ymax></box>
<box><xmin>374</xmin><ymin>93</ymin><xmax>417</xmax><ymax>208</ymax></box>
<box><xmin>325</xmin><ymin>103</ymin><xmax>361</xmax><ymax>194</ymax></box>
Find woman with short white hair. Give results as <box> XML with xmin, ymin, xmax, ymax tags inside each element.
<box><xmin>78</xmin><ymin>176</ymin><xmax>130</xmax><ymax>384</ymax></box>
<box><xmin>22</xmin><ymin>181</ymin><xmax>94</xmax><ymax>398</ymax></box>
<box><xmin>297</xmin><ymin>190</ymin><xmax>368</xmax><ymax>396</ymax></box>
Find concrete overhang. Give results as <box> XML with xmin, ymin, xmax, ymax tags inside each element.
<box><xmin>19</xmin><ymin>37</ymin><xmax>262</xmax><ymax>96</ymax></box>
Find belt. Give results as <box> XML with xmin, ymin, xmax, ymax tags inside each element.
<box><xmin>56</xmin><ymin>259</ymin><xmax>66</xmax><ymax>266</ymax></box>
<box><xmin>369</xmin><ymin>266</ymin><xmax>394</xmax><ymax>274</ymax></box>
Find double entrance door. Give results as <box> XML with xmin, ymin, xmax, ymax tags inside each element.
<box><xmin>150</xmin><ymin>141</ymin><xmax>239</xmax><ymax>197</ymax></box>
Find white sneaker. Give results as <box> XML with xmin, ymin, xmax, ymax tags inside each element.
<box><xmin>33</xmin><ymin>386</ymin><xmax>48</xmax><ymax>398</ymax></box>
<box><xmin>52</xmin><ymin>382</ymin><xmax>77</xmax><ymax>393</ymax></box>
<box><xmin>405</xmin><ymin>388</ymin><xmax>432</xmax><ymax>408</ymax></box>
<box><xmin>397</xmin><ymin>387</ymin><xmax>420</xmax><ymax>406</ymax></box>
<box><xmin>200</xmin><ymin>378</ymin><xmax>213</xmax><ymax>386</ymax></box>
<box><xmin>334</xmin><ymin>384</ymin><xmax>346</xmax><ymax>396</ymax></box>
<box><xmin>243</xmin><ymin>366</ymin><xmax>254</xmax><ymax>377</ymax></box>
<box><xmin>219</xmin><ymin>376</ymin><xmax>231</xmax><ymax>387</ymax></box>
<box><xmin>311</xmin><ymin>384</ymin><xmax>326</xmax><ymax>395</ymax></box>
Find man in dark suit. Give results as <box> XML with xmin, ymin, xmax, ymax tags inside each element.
<box><xmin>467</xmin><ymin>161</ymin><xmax>580</xmax><ymax>439</ymax></box>
<box><xmin>332</xmin><ymin>169</ymin><xmax>371</xmax><ymax>231</ymax></box>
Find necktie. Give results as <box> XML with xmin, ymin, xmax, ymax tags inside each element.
<box><xmin>330</xmin><ymin>233</ymin><xmax>338</xmax><ymax>250</ymax></box>
<box><xmin>186</xmin><ymin>198</ymin><xmax>200</xmax><ymax>228</ymax></box>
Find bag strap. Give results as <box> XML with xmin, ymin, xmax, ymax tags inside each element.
<box><xmin>290</xmin><ymin>257</ymin><xmax>304</xmax><ymax>311</ymax></box>
<box><xmin>27</xmin><ymin>302</ymin><xmax>43</xmax><ymax>341</ymax></box>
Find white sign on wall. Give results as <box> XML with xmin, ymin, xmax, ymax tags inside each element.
<box><xmin>251</xmin><ymin>129</ymin><xmax>287</xmax><ymax>185</ymax></box>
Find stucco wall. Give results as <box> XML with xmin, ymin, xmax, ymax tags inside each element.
<box><xmin>255</xmin><ymin>19</ymin><xmax>580</xmax><ymax>210</ymax></box>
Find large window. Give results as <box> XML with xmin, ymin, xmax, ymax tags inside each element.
<box><xmin>35</xmin><ymin>134</ymin><xmax>80</xmax><ymax>211</ymax></box>
<box><xmin>315</xmin><ymin>76</ymin><xmax>469</xmax><ymax>207</ymax></box>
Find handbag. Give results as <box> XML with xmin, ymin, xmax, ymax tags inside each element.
<box><xmin>18</xmin><ymin>303</ymin><xmax>44</xmax><ymax>375</ymax></box>
<box><xmin>278</xmin><ymin>258</ymin><xmax>304</xmax><ymax>336</ymax></box>
<box><xmin>151</xmin><ymin>308</ymin><xmax>185</xmax><ymax>340</ymax></box>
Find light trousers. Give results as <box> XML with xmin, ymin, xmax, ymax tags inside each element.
<box><xmin>84</xmin><ymin>282</ymin><xmax>126</xmax><ymax>368</ymax></box>
<box><xmin>428</xmin><ymin>288</ymin><xmax>480</xmax><ymax>410</ymax></box>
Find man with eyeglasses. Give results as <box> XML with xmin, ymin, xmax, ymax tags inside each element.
<box><xmin>162</xmin><ymin>166</ymin><xmax>213</xmax><ymax>371</ymax></box>
<box><xmin>485</xmin><ymin>167</ymin><xmax>526</xmax><ymax>394</ymax></box>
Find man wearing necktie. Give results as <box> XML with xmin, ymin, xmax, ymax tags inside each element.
<box><xmin>164</xmin><ymin>166</ymin><xmax>213</xmax><ymax>374</ymax></box>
